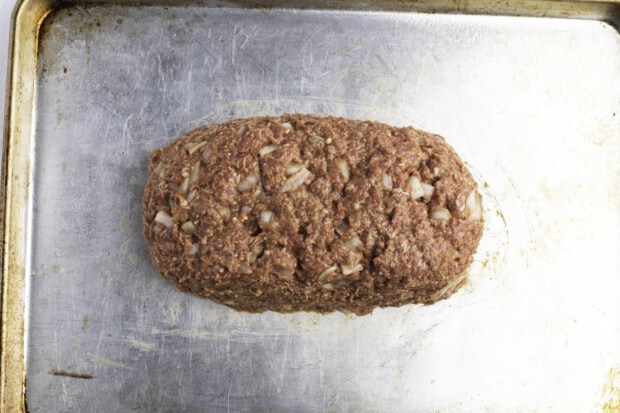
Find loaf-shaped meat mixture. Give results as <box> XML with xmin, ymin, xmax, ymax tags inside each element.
<box><xmin>143</xmin><ymin>114</ymin><xmax>483</xmax><ymax>315</ymax></box>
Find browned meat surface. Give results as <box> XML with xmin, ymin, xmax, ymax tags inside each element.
<box><xmin>143</xmin><ymin>114</ymin><xmax>483</xmax><ymax>315</ymax></box>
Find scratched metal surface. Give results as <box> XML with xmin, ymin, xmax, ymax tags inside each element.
<box><xmin>25</xmin><ymin>5</ymin><xmax>620</xmax><ymax>412</ymax></box>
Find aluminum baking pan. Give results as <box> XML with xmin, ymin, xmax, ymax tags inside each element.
<box><xmin>2</xmin><ymin>0</ymin><xmax>620</xmax><ymax>411</ymax></box>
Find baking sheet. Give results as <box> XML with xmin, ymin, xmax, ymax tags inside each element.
<box><xmin>3</xmin><ymin>1</ymin><xmax>620</xmax><ymax>412</ymax></box>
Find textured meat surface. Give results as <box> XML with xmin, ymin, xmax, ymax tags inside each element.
<box><xmin>143</xmin><ymin>114</ymin><xmax>484</xmax><ymax>315</ymax></box>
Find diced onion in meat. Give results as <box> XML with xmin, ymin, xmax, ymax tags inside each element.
<box><xmin>317</xmin><ymin>266</ymin><xmax>337</xmax><ymax>282</ymax></box>
<box><xmin>276</xmin><ymin>267</ymin><xmax>294</xmax><ymax>278</ymax></box>
<box><xmin>285</xmin><ymin>164</ymin><xmax>304</xmax><ymax>177</ymax></box>
<box><xmin>309</xmin><ymin>135</ymin><xmax>324</xmax><ymax>144</ymax></box>
<box><xmin>341</xmin><ymin>263</ymin><xmax>363</xmax><ymax>276</ymax></box>
<box><xmin>466</xmin><ymin>189</ymin><xmax>482</xmax><ymax>221</ymax></box>
<box><xmin>336</xmin><ymin>160</ymin><xmax>350</xmax><ymax>183</ymax></box>
<box><xmin>260</xmin><ymin>210</ymin><xmax>274</xmax><ymax>224</ymax></box>
<box><xmin>281</xmin><ymin>122</ymin><xmax>294</xmax><ymax>133</ymax></box>
<box><xmin>256</xmin><ymin>187</ymin><xmax>267</xmax><ymax>202</ymax></box>
<box><xmin>335</xmin><ymin>221</ymin><xmax>349</xmax><ymax>236</ymax></box>
<box><xmin>422</xmin><ymin>183</ymin><xmax>435</xmax><ymax>199</ymax></box>
<box><xmin>181</xmin><ymin>221</ymin><xmax>196</xmax><ymax>235</ymax></box>
<box><xmin>280</xmin><ymin>167</ymin><xmax>311</xmax><ymax>193</ymax></box>
<box><xmin>248</xmin><ymin>245</ymin><xmax>264</xmax><ymax>263</ymax></box>
<box><xmin>430</xmin><ymin>207</ymin><xmax>451</xmax><ymax>221</ymax></box>
<box><xmin>259</xmin><ymin>145</ymin><xmax>280</xmax><ymax>157</ymax></box>
<box><xmin>322</xmin><ymin>283</ymin><xmax>335</xmax><ymax>291</ymax></box>
<box><xmin>186</xmin><ymin>190</ymin><xmax>197</xmax><ymax>203</ymax></box>
<box><xmin>382</xmin><ymin>173</ymin><xmax>393</xmax><ymax>189</ymax></box>
<box><xmin>409</xmin><ymin>175</ymin><xmax>425</xmax><ymax>199</ymax></box>
<box><xmin>179</xmin><ymin>177</ymin><xmax>190</xmax><ymax>193</ymax></box>
<box><xmin>155</xmin><ymin>211</ymin><xmax>174</xmax><ymax>228</ymax></box>
<box><xmin>189</xmin><ymin>161</ymin><xmax>200</xmax><ymax>184</ymax></box>
<box><xmin>344</xmin><ymin>236</ymin><xmax>364</xmax><ymax>251</ymax></box>
<box><xmin>187</xmin><ymin>141</ymin><xmax>208</xmax><ymax>155</ymax></box>
<box><xmin>236</xmin><ymin>124</ymin><xmax>247</xmax><ymax>136</ymax></box>
<box><xmin>308</xmin><ymin>192</ymin><xmax>323</xmax><ymax>209</ymax></box>
<box><xmin>187</xmin><ymin>243</ymin><xmax>199</xmax><ymax>255</ymax></box>
<box><xmin>237</xmin><ymin>174</ymin><xmax>260</xmax><ymax>192</ymax></box>
<box><xmin>154</xmin><ymin>162</ymin><xmax>166</xmax><ymax>178</ymax></box>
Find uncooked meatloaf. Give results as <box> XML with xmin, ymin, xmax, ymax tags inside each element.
<box><xmin>143</xmin><ymin>114</ymin><xmax>483</xmax><ymax>315</ymax></box>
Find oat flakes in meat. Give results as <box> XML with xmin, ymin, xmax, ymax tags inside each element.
<box><xmin>143</xmin><ymin>114</ymin><xmax>484</xmax><ymax>315</ymax></box>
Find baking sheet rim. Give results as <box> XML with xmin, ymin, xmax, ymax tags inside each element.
<box><xmin>3</xmin><ymin>0</ymin><xmax>620</xmax><ymax>411</ymax></box>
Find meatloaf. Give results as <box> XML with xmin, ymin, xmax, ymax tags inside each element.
<box><xmin>143</xmin><ymin>114</ymin><xmax>483</xmax><ymax>315</ymax></box>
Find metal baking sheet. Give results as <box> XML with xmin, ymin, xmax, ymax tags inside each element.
<box><xmin>3</xmin><ymin>1</ymin><xmax>620</xmax><ymax>411</ymax></box>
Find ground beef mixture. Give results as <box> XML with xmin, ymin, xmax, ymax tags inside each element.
<box><xmin>143</xmin><ymin>114</ymin><xmax>483</xmax><ymax>315</ymax></box>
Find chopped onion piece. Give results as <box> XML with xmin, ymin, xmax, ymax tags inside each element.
<box><xmin>344</xmin><ymin>236</ymin><xmax>364</xmax><ymax>251</ymax></box>
<box><xmin>276</xmin><ymin>267</ymin><xmax>294</xmax><ymax>278</ymax></box>
<box><xmin>154</xmin><ymin>162</ymin><xmax>166</xmax><ymax>178</ymax></box>
<box><xmin>308</xmin><ymin>192</ymin><xmax>323</xmax><ymax>208</ymax></box>
<box><xmin>256</xmin><ymin>187</ymin><xmax>268</xmax><ymax>202</ymax></box>
<box><xmin>181</xmin><ymin>221</ymin><xmax>196</xmax><ymax>235</ymax></box>
<box><xmin>248</xmin><ymin>245</ymin><xmax>264</xmax><ymax>263</ymax></box>
<box><xmin>281</xmin><ymin>122</ymin><xmax>294</xmax><ymax>133</ymax></box>
<box><xmin>187</xmin><ymin>141</ymin><xmax>208</xmax><ymax>155</ymax></box>
<box><xmin>236</xmin><ymin>124</ymin><xmax>247</xmax><ymax>136</ymax></box>
<box><xmin>409</xmin><ymin>175</ymin><xmax>425</xmax><ymax>199</ymax></box>
<box><xmin>321</xmin><ymin>283</ymin><xmax>335</xmax><ymax>291</ymax></box>
<box><xmin>237</xmin><ymin>174</ymin><xmax>260</xmax><ymax>192</ymax></box>
<box><xmin>341</xmin><ymin>263</ymin><xmax>363</xmax><ymax>276</ymax></box>
<box><xmin>241</xmin><ymin>205</ymin><xmax>252</xmax><ymax>214</ymax></box>
<box><xmin>430</xmin><ymin>207</ymin><xmax>451</xmax><ymax>221</ymax></box>
<box><xmin>317</xmin><ymin>266</ymin><xmax>337</xmax><ymax>282</ymax></box>
<box><xmin>466</xmin><ymin>190</ymin><xmax>482</xmax><ymax>221</ymax></box>
<box><xmin>155</xmin><ymin>211</ymin><xmax>173</xmax><ymax>228</ymax></box>
<box><xmin>181</xmin><ymin>176</ymin><xmax>191</xmax><ymax>193</ymax></box>
<box><xmin>382</xmin><ymin>173</ymin><xmax>393</xmax><ymax>189</ymax></box>
<box><xmin>189</xmin><ymin>161</ymin><xmax>200</xmax><ymax>184</ymax></box>
<box><xmin>422</xmin><ymin>183</ymin><xmax>435</xmax><ymax>199</ymax></box>
<box><xmin>260</xmin><ymin>210</ymin><xmax>274</xmax><ymax>224</ymax></box>
<box><xmin>285</xmin><ymin>164</ymin><xmax>304</xmax><ymax>177</ymax></box>
<box><xmin>335</xmin><ymin>221</ymin><xmax>349</xmax><ymax>236</ymax></box>
<box><xmin>280</xmin><ymin>167</ymin><xmax>311</xmax><ymax>193</ymax></box>
<box><xmin>239</xmin><ymin>264</ymin><xmax>252</xmax><ymax>274</ymax></box>
<box><xmin>309</xmin><ymin>135</ymin><xmax>324</xmax><ymax>144</ymax></box>
<box><xmin>336</xmin><ymin>160</ymin><xmax>350</xmax><ymax>183</ymax></box>
<box><xmin>259</xmin><ymin>145</ymin><xmax>280</xmax><ymax>157</ymax></box>
<box><xmin>187</xmin><ymin>243</ymin><xmax>199</xmax><ymax>255</ymax></box>
<box><xmin>186</xmin><ymin>190</ymin><xmax>197</xmax><ymax>203</ymax></box>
